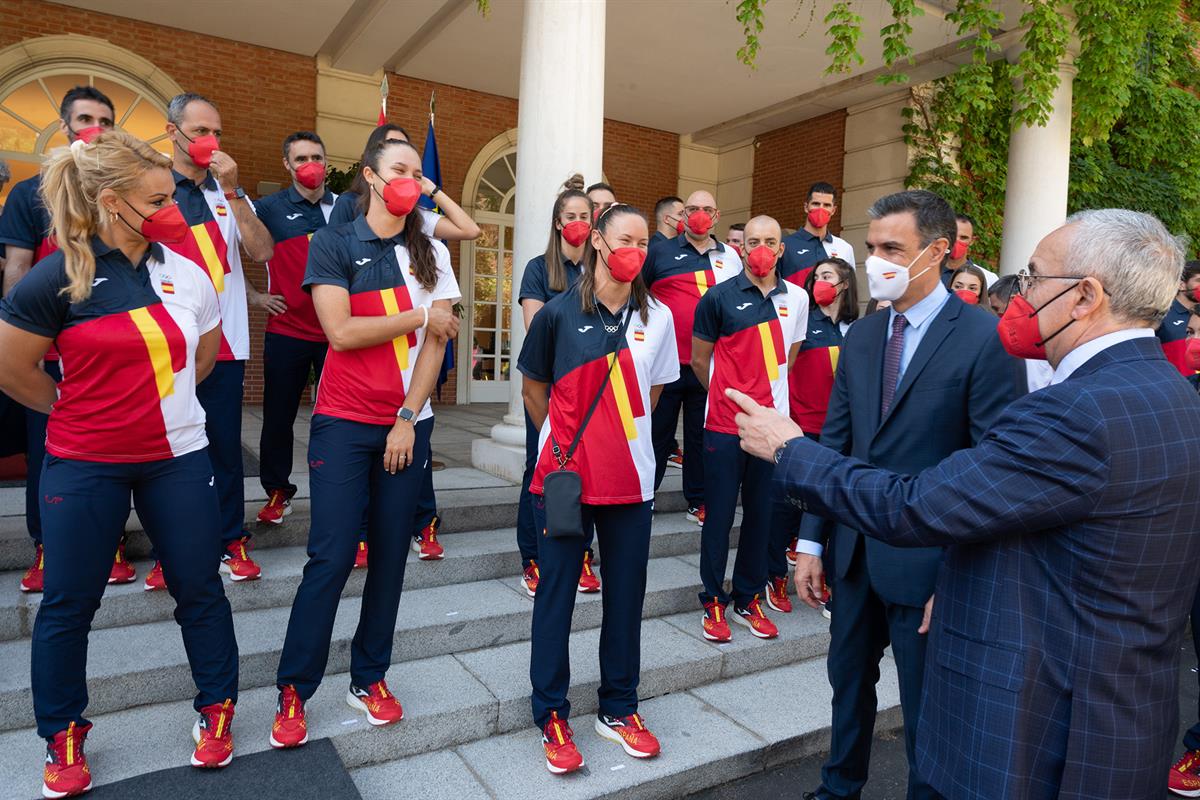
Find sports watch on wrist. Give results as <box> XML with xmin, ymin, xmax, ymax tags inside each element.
<box><xmin>224</xmin><ymin>187</ymin><xmax>246</xmax><ymax>201</ymax></box>
<box><xmin>397</xmin><ymin>407</ymin><xmax>416</xmax><ymax>423</ymax></box>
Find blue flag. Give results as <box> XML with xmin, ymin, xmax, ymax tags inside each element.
<box><xmin>421</xmin><ymin>117</ymin><xmax>455</xmax><ymax>398</ymax></box>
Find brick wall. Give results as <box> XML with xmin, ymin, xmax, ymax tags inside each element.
<box><xmin>3</xmin><ymin>1</ymin><xmax>680</xmax><ymax>406</ymax></box>
<box><xmin>751</xmin><ymin>110</ymin><xmax>848</xmax><ymax>234</ymax></box>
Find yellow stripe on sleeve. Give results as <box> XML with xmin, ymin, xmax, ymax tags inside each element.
<box><xmin>191</xmin><ymin>224</ymin><xmax>225</xmax><ymax>293</ymax></box>
<box><xmin>758</xmin><ymin>322</ymin><xmax>780</xmax><ymax>382</ymax></box>
<box><xmin>608</xmin><ymin>352</ymin><xmax>638</xmax><ymax>441</ymax></box>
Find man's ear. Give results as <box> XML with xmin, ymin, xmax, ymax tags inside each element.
<box><xmin>1072</xmin><ymin>276</ymin><xmax>1105</xmax><ymax>318</ymax></box>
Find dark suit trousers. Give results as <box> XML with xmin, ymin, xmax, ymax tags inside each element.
<box><xmin>651</xmin><ymin>369</ymin><xmax>706</xmax><ymax>507</ymax></box>
<box><xmin>1186</xmin><ymin>585</ymin><xmax>1200</xmax><ymax>751</ymax></box>
<box><xmin>820</xmin><ymin>540</ymin><xmax>939</xmax><ymax>800</ymax></box>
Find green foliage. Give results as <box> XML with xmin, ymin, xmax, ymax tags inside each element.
<box><xmin>904</xmin><ymin>1</ymin><xmax>1200</xmax><ymax>261</ymax></box>
<box><xmin>736</xmin><ymin>0</ymin><xmax>769</xmax><ymax>68</ymax></box>
<box><xmin>326</xmin><ymin>162</ymin><xmax>359</xmax><ymax>195</ymax></box>
<box><xmin>878</xmin><ymin>0</ymin><xmax>924</xmax><ymax>85</ymax></box>
<box><xmin>824</xmin><ymin>1</ymin><xmax>865</xmax><ymax>75</ymax></box>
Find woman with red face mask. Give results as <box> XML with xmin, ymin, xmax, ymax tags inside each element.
<box><xmin>950</xmin><ymin>263</ymin><xmax>989</xmax><ymax>309</ymax></box>
<box><xmin>270</xmin><ymin>139</ymin><xmax>461</xmax><ymax>748</ymax></box>
<box><xmin>519</xmin><ymin>204</ymin><xmax>678</xmax><ymax>775</ymax></box>
<box><xmin>763</xmin><ymin>256</ymin><xmax>860</xmax><ymax>615</ymax></box>
<box><xmin>0</xmin><ymin>131</ymin><xmax>240</xmax><ymax>795</ymax></box>
<box><xmin>516</xmin><ymin>174</ymin><xmax>599</xmax><ymax>598</ymax></box>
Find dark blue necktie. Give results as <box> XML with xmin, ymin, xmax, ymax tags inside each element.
<box><xmin>881</xmin><ymin>313</ymin><xmax>908</xmax><ymax>416</ymax></box>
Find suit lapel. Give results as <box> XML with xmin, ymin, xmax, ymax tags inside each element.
<box><xmin>878</xmin><ymin>299</ymin><xmax>960</xmax><ymax>430</ymax></box>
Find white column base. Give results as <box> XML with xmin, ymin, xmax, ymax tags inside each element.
<box><xmin>471</xmin><ymin>432</ymin><xmax>526</xmax><ymax>483</ymax></box>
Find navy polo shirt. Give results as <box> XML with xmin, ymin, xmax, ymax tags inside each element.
<box><xmin>1157</xmin><ymin>298</ymin><xmax>1193</xmax><ymax>376</ymax></box>
<box><xmin>778</xmin><ymin>228</ymin><xmax>836</xmax><ymax>286</ymax></box>
<box><xmin>255</xmin><ymin>186</ymin><xmax>336</xmax><ymax>340</ymax></box>
<box><xmin>642</xmin><ymin>233</ymin><xmax>741</xmax><ymax>363</ymax></box>
<box><xmin>692</xmin><ymin>271</ymin><xmax>807</xmax><ymax>434</ymax></box>
<box><xmin>519</xmin><ymin>254</ymin><xmax>583</xmax><ymax>305</ymax></box>
<box><xmin>0</xmin><ymin>175</ymin><xmax>52</xmax><ymax>255</ymax></box>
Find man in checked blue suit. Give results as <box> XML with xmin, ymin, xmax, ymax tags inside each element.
<box><xmin>731</xmin><ymin>207</ymin><xmax>1200</xmax><ymax>800</ymax></box>
<box><xmin>789</xmin><ymin>190</ymin><xmax>1019</xmax><ymax>800</ymax></box>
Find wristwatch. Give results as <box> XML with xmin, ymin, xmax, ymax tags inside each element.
<box><xmin>397</xmin><ymin>407</ymin><xmax>416</xmax><ymax>423</ymax></box>
<box><xmin>427</xmin><ymin>183</ymin><xmax>442</xmax><ymax>197</ymax></box>
<box><xmin>774</xmin><ymin>437</ymin><xmax>800</xmax><ymax>465</ymax></box>
<box><xmin>223</xmin><ymin>187</ymin><xmax>246</xmax><ymax>201</ymax></box>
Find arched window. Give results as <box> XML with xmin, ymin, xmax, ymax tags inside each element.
<box><xmin>0</xmin><ymin>36</ymin><xmax>181</xmax><ymax>205</ymax></box>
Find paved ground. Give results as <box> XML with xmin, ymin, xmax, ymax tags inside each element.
<box><xmin>688</xmin><ymin>645</ymin><xmax>1200</xmax><ymax>799</ymax></box>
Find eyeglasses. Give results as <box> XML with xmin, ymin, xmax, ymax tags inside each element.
<box><xmin>683</xmin><ymin>206</ymin><xmax>717</xmax><ymax>217</ymax></box>
<box><xmin>1016</xmin><ymin>268</ymin><xmax>1088</xmax><ymax>295</ymax></box>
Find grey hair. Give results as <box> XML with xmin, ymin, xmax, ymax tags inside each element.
<box><xmin>1063</xmin><ymin>209</ymin><xmax>1184</xmax><ymax>327</ymax></box>
<box><xmin>0</xmin><ymin>159</ymin><xmax>10</xmax><ymax>188</ymax></box>
<box><xmin>167</xmin><ymin>92</ymin><xmax>216</xmax><ymax>127</ymax></box>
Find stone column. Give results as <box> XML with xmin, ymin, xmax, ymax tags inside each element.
<box><xmin>471</xmin><ymin>0</ymin><xmax>606</xmax><ymax>480</ymax></box>
<box><xmin>998</xmin><ymin>41</ymin><xmax>1078</xmax><ymax>276</ymax></box>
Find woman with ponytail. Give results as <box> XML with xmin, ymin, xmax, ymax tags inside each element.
<box><xmin>270</xmin><ymin>138</ymin><xmax>461</xmax><ymax>747</ymax></box>
<box><xmin>515</xmin><ymin>174</ymin><xmax>597</xmax><ymax>597</ymax></box>
<box><xmin>0</xmin><ymin>131</ymin><xmax>240</xmax><ymax>796</ymax></box>
<box><xmin>518</xmin><ymin>204</ymin><xmax>678</xmax><ymax>774</ymax></box>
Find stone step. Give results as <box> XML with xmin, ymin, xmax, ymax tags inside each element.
<box><xmin>0</xmin><ymin>511</ymin><xmax>717</xmax><ymax>642</ymax></box>
<box><xmin>349</xmin><ymin>655</ymin><xmax>903</xmax><ymax>800</ymax></box>
<box><xmin>0</xmin><ymin>474</ymin><xmax>691</xmax><ymax>571</ymax></box>
<box><xmin>0</xmin><ymin>606</ymin><xmax>856</xmax><ymax>795</ymax></box>
<box><xmin>0</xmin><ymin>543</ymin><xmax>764</xmax><ymax>732</ymax></box>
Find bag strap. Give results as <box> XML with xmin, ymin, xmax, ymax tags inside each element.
<box><xmin>552</xmin><ymin>305</ymin><xmax>634</xmax><ymax>469</ymax></box>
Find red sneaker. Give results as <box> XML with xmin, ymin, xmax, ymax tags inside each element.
<box><xmin>220</xmin><ymin>537</ymin><xmax>262</xmax><ymax>582</ymax></box>
<box><xmin>786</xmin><ymin>536</ymin><xmax>800</xmax><ymax>566</ymax></box>
<box><xmin>410</xmin><ymin>515</ymin><xmax>444</xmax><ymax>561</ymax></box>
<box><xmin>577</xmin><ymin>550</ymin><xmax>600</xmax><ymax>593</ymax></box>
<box><xmin>733</xmin><ymin>596</ymin><xmax>778</xmax><ymax>639</ymax></box>
<box><xmin>143</xmin><ymin>560</ymin><xmax>167</xmax><ymax>592</ymax></box>
<box><xmin>346</xmin><ymin>680</ymin><xmax>404</xmax><ymax>726</ymax></box>
<box><xmin>686</xmin><ymin>505</ymin><xmax>706</xmax><ymax>526</ymax></box>
<box><xmin>107</xmin><ymin>539</ymin><xmax>136</xmax><ymax>585</ymax></box>
<box><xmin>1170</xmin><ymin>750</ymin><xmax>1200</xmax><ymax>797</ymax></box>
<box><xmin>667</xmin><ymin>447</ymin><xmax>683</xmax><ymax>468</ymax></box>
<box><xmin>353</xmin><ymin>540</ymin><xmax>369</xmax><ymax>570</ymax></box>
<box><xmin>190</xmin><ymin>699</ymin><xmax>235</xmax><ymax>768</ymax></box>
<box><xmin>269</xmin><ymin>685</ymin><xmax>308</xmax><ymax>749</ymax></box>
<box><xmin>542</xmin><ymin>711</ymin><xmax>584</xmax><ymax>774</ymax></box>
<box><xmin>21</xmin><ymin>544</ymin><xmax>44</xmax><ymax>593</ymax></box>
<box><xmin>702</xmin><ymin>598</ymin><xmax>732</xmax><ymax>642</ymax></box>
<box><xmin>595</xmin><ymin>712</ymin><xmax>660</xmax><ymax>758</ymax></box>
<box><xmin>42</xmin><ymin>721</ymin><xmax>92</xmax><ymax>798</ymax></box>
<box><xmin>521</xmin><ymin>561</ymin><xmax>540</xmax><ymax>598</ymax></box>
<box><xmin>765</xmin><ymin>576</ymin><xmax>793</xmax><ymax>613</ymax></box>
<box><xmin>256</xmin><ymin>489</ymin><xmax>292</xmax><ymax>525</ymax></box>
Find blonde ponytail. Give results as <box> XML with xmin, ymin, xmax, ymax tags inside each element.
<box><xmin>39</xmin><ymin>131</ymin><xmax>172</xmax><ymax>303</ymax></box>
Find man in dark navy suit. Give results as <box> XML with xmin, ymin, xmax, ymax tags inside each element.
<box><xmin>789</xmin><ymin>190</ymin><xmax>1018</xmax><ymax>800</ymax></box>
<box><xmin>732</xmin><ymin>208</ymin><xmax>1200</xmax><ymax>800</ymax></box>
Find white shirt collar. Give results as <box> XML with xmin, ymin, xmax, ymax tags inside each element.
<box><xmin>1049</xmin><ymin>328</ymin><xmax>1156</xmax><ymax>385</ymax></box>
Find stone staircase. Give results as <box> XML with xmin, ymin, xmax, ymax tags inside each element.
<box><xmin>0</xmin><ymin>473</ymin><xmax>903</xmax><ymax>799</ymax></box>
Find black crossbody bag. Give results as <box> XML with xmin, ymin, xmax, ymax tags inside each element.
<box><xmin>542</xmin><ymin>306</ymin><xmax>634</xmax><ymax>538</ymax></box>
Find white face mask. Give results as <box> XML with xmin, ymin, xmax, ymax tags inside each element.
<box><xmin>864</xmin><ymin>243</ymin><xmax>934</xmax><ymax>302</ymax></box>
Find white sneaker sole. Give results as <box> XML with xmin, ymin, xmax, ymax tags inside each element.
<box><xmin>822</xmin><ymin>607</ymin><xmax>832</xmax><ymax>620</ymax></box>
<box><xmin>143</xmin><ymin>581</ymin><xmax>166</xmax><ymax>592</ymax></box>
<box><xmin>545</xmin><ymin>755</ymin><xmax>584</xmax><ymax>774</ymax></box>
<box><xmin>190</xmin><ymin>718</ymin><xmax>233</xmax><ymax>768</ymax></box>
<box><xmin>258</xmin><ymin>504</ymin><xmax>293</xmax><ymax>526</ymax></box>
<box><xmin>410</xmin><ymin>539</ymin><xmax>444</xmax><ymax>560</ymax></box>
<box><xmin>43</xmin><ymin>779</ymin><xmax>92</xmax><ymax>798</ymax></box>
<box><xmin>594</xmin><ymin>717</ymin><xmax>657</xmax><ymax>758</ymax></box>
<box><xmin>764</xmin><ymin>586</ymin><xmax>792</xmax><ymax>614</ymax></box>
<box><xmin>219</xmin><ymin>562</ymin><xmax>260</xmax><ymax>582</ymax></box>
<box><xmin>269</xmin><ymin>729</ymin><xmax>308</xmax><ymax>749</ymax></box>
<box><xmin>1170</xmin><ymin>785</ymin><xmax>1200</xmax><ymax>798</ymax></box>
<box><xmin>576</xmin><ymin>582</ymin><xmax>600</xmax><ymax>594</ymax></box>
<box><xmin>731</xmin><ymin>611</ymin><xmax>776</xmax><ymax>639</ymax></box>
<box><xmin>667</xmin><ymin>461</ymin><xmax>682</xmax><ymax>469</ymax></box>
<box><xmin>521</xmin><ymin>577</ymin><xmax>537</xmax><ymax>598</ymax></box>
<box><xmin>20</xmin><ymin>584</ymin><xmax>39</xmax><ymax>594</ymax></box>
<box><xmin>686</xmin><ymin>514</ymin><xmax>702</xmax><ymax>525</ymax></box>
<box><xmin>700</xmin><ymin>615</ymin><xmax>731</xmax><ymax>643</ymax></box>
<box><xmin>346</xmin><ymin>691</ymin><xmax>403</xmax><ymax>726</ymax></box>
<box><xmin>107</xmin><ymin>574</ymin><xmax>136</xmax><ymax>586</ymax></box>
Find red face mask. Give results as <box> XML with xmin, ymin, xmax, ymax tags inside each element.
<box><xmin>1188</xmin><ymin>286</ymin><xmax>1200</xmax><ymax>303</ymax></box>
<box><xmin>951</xmin><ymin>240</ymin><xmax>970</xmax><ymax>261</ymax></box>
<box><xmin>71</xmin><ymin>126</ymin><xmax>106</xmax><ymax>144</ymax></box>
<box><xmin>602</xmin><ymin>245</ymin><xmax>646</xmax><ymax>283</ymax></box>
<box><xmin>746</xmin><ymin>245</ymin><xmax>778</xmax><ymax>277</ymax></box>
<box><xmin>687</xmin><ymin>209</ymin><xmax>713</xmax><ymax>236</ymax></box>
<box><xmin>675</xmin><ymin>219</ymin><xmax>685</xmax><ymax>235</ymax></box>
<box><xmin>955</xmin><ymin>288</ymin><xmax>980</xmax><ymax>305</ymax></box>
<box><xmin>807</xmin><ymin>207</ymin><xmax>832</xmax><ymax>228</ymax></box>
<box><xmin>1187</xmin><ymin>338</ymin><xmax>1200</xmax><ymax>372</ymax></box>
<box><xmin>561</xmin><ymin>220</ymin><xmax>591</xmax><ymax>247</ymax></box>
<box><xmin>118</xmin><ymin>199</ymin><xmax>189</xmax><ymax>245</ymax></box>
<box><xmin>295</xmin><ymin>161</ymin><xmax>326</xmax><ymax>190</ymax></box>
<box><xmin>996</xmin><ymin>283</ymin><xmax>1079</xmax><ymax>360</ymax></box>
<box><xmin>812</xmin><ymin>280</ymin><xmax>839</xmax><ymax>306</ymax></box>
<box><xmin>374</xmin><ymin>177</ymin><xmax>422</xmax><ymax>218</ymax></box>
<box><xmin>178</xmin><ymin>131</ymin><xmax>219</xmax><ymax>169</ymax></box>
